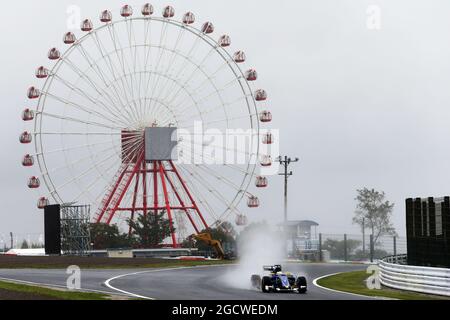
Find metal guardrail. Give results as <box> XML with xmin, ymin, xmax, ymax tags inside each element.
<box><xmin>379</xmin><ymin>255</ymin><xmax>450</xmax><ymax>297</ymax></box>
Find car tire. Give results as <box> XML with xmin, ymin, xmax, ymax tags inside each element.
<box><xmin>261</xmin><ymin>276</ymin><xmax>271</xmax><ymax>293</ymax></box>
<box><xmin>251</xmin><ymin>275</ymin><xmax>261</xmax><ymax>289</ymax></box>
<box><xmin>296</xmin><ymin>276</ymin><xmax>307</xmax><ymax>294</ymax></box>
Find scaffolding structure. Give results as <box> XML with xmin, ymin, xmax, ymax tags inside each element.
<box><xmin>60</xmin><ymin>205</ymin><xmax>91</xmax><ymax>256</ymax></box>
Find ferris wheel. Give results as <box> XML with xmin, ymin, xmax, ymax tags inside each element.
<box><xmin>20</xmin><ymin>4</ymin><xmax>274</xmax><ymax>247</ymax></box>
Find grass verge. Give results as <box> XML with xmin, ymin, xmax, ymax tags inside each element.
<box><xmin>0</xmin><ymin>280</ymin><xmax>109</xmax><ymax>300</ymax></box>
<box><xmin>316</xmin><ymin>271</ymin><xmax>449</xmax><ymax>300</ymax></box>
<box><xmin>0</xmin><ymin>256</ymin><xmax>233</xmax><ymax>269</ymax></box>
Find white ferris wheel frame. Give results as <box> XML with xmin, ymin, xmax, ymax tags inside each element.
<box><xmin>30</xmin><ymin>13</ymin><xmax>264</xmax><ymax>227</ymax></box>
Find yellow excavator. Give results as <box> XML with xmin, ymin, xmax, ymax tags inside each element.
<box><xmin>193</xmin><ymin>232</ymin><xmax>226</xmax><ymax>260</ymax></box>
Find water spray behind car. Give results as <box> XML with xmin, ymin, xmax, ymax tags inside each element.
<box><xmin>220</xmin><ymin>224</ymin><xmax>286</xmax><ymax>290</ymax></box>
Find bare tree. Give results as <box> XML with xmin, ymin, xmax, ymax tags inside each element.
<box><xmin>353</xmin><ymin>188</ymin><xmax>397</xmax><ymax>244</ymax></box>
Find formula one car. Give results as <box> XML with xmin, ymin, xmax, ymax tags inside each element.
<box><xmin>251</xmin><ymin>265</ymin><xmax>307</xmax><ymax>294</ymax></box>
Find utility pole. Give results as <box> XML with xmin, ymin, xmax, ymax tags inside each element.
<box><xmin>9</xmin><ymin>232</ymin><xmax>13</xmax><ymax>250</ymax></box>
<box><xmin>277</xmin><ymin>156</ymin><xmax>299</xmax><ymax>258</ymax></box>
<box><xmin>362</xmin><ymin>217</ymin><xmax>366</xmax><ymax>254</ymax></box>
<box><xmin>277</xmin><ymin>156</ymin><xmax>299</xmax><ymax>223</ymax></box>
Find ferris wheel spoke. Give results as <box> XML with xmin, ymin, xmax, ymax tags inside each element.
<box><xmin>153</xmin><ymin>59</ymin><xmax>220</xmax><ymax>126</ymax></box>
<box><xmin>41</xmin><ymin>91</ymin><xmax>127</xmax><ymax>128</ymax></box>
<box><xmin>146</xmin><ymin>27</ymin><xmax>186</xmax><ymax>119</ymax></box>
<box><xmin>159</xmin><ymin>68</ymin><xmax>233</xmax><ymax>128</ymax></box>
<box><xmin>35</xmin><ymin>140</ymin><xmax>113</xmax><ymax>157</ymax></box>
<box><xmin>172</xmin><ymin>77</ymin><xmax>239</xmax><ymax>117</ymax></box>
<box><xmin>179</xmin><ymin>109</ymin><xmax>256</xmax><ymax>128</ymax></box>
<box><xmin>184</xmin><ymin>60</ymin><xmax>231</xmax><ymax>98</ymax></box>
<box><xmin>150</xmin><ymin>76</ymin><xmax>199</xmax><ymax>127</ymax></box>
<box><xmin>38</xmin><ymin>132</ymin><xmax>120</xmax><ymax>136</ymax></box>
<box><xmin>45</xmin><ymin>144</ymin><xmax>122</xmax><ymax>195</ymax></box>
<box><xmin>95</xmin><ymin>71</ymin><xmax>151</xmax><ymax>127</ymax></box>
<box><xmin>162</xmin><ymin>46</ymin><xmax>219</xmax><ymax>107</ymax></box>
<box><xmin>182</xmin><ymin>147</ymin><xmax>257</xmax><ymax>211</ymax></box>
<box><xmin>165</xmin><ymin>60</ymin><xmax>232</xmax><ymax>112</ymax></box>
<box><xmin>127</xmin><ymin>18</ymin><xmax>146</xmax><ymax>121</ymax></box>
<box><xmin>47</xmin><ymin>148</ymin><xmax>121</xmax><ymax>198</ymax></box>
<box><xmin>150</xmin><ymin>77</ymin><xmax>200</xmax><ymax>127</ymax></box>
<box><xmin>179</xmin><ymin>139</ymin><xmax>257</xmax><ymax>158</ymax></box>
<box><xmin>60</xmin><ymin>57</ymin><xmax>128</xmax><ymax>120</ymax></box>
<box><xmin>106</xmin><ymin>25</ymin><xmax>134</xmax><ymax>93</ymax></box>
<box><xmin>180</xmin><ymin>165</ymin><xmax>245</xmax><ymax>227</ymax></box>
<box><xmin>183</xmin><ymin>146</ymin><xmax>253</xmax><ymax>176</ymax></box>
<box><xmin>76</xmin><ymin>43</ymin><xmax>115</xmax><ymax>91</ymax></box>
<box><xmin>193</xmin><ymin>164</ymin><xmax>250</xmax><ymax>196</ymax></box>
<box><xmin>90</xmin><ymin>32</ymin><xmax>139</xmax><ymax>123</ymax></box>
<box><xmin>38</xmin><ymin>111</ymin><xmax>122</xmax><ymax>131</ymax></box>
<box><xmin>51</xmin><ymin>73</ymin><xmax>121</xmax><ymax>117</ymax></box>
<box><xmin>45</xmin><ymin>143</ymin><xmax>118</xmax><ymax>176</ymax></box>
<box><xmin>62</xmin><ymin>139</ymin><xmax>143</xmax><ymax>203</ymax></box>
<box><xmin>121</xmin><ymin>135</ymin><xmax>145</xmax><ymax>159</ymax></box>
<box><xmin>176</xmin><ymin>165</ymin><xmax>221</xmax><ymax>222</ymax></box>
<box><xmin>143</xmin><ymin>21</ymin><xmax>170</xmax><ymax>121</ymax></box>
<box><xmin>72</xmin><ymin>157</ymin><xmax>123</xmax><ymax>204</ymax></box>
<box><xmin>184</xmin><ymin>146</ymin><xmax>252</xmax><ymax>192</ymax></box>
<box><xmin>157</xmin><ymin>41</ymin><xmax>212</xmax><ymax>112</ymax></box>
<box><xmin>158</xmin><ymin>34</ymin><xmax>202</xmax><ymax>100</ymax></box>
<box><xmin>106</xmin><ymin>26</ymin><xmax>138</xmax><ymax>121</ymax></box>
<box><xmin>172</xmin><ymin>96</ymin><xmax>243</xmax><ymax>126</ymax></box>
<box><xmin>121</xmin><ymin>20</ymin><xmax>142</xmax><ymax>122</ymax></box>
<box><xmin>106</xmin><ymin>24</ymin><xmax>140</xmax><ymax>123</ymax></box>
<box><xmin>139</xmin><ymin>20</ymin><xmax>153</xmax><ymax>120</ymax></box>
<box><xmin>179</xmin><ymin>165</ymin><xmax>233</xmax><ymax>208</ymax></box>
<box><xmin>177</xmin><ymin>164</ymin><xmax>240</xmax><ymax>220</ymax></box>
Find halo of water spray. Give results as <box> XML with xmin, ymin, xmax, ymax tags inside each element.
<box><xmin>220</xmin><ymin>223</ymin><xmax>286</xmax><ymax>290</ymax></box>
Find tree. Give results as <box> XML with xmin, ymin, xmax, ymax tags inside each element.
<box><xmin>322</xmin><ymin>238</ymin><xmax>361</xmax><ymax>260</ymax></box>
<box><xmin>90</xmin><ymin>223</ymin><xmax>132</xmax><ymax>250</ymax></box>
<box><xmin>198</xmin><ymin>222</ymin><xmax>236</xmax><ymax>251</ymax></box>
<box><xmin>238</xmin><ymin>221</ymin><xmax>271</xmax><ymax>238</ymax></box>
<box><xmin>128</xmin><ymin>212</ymin><xmax>172</xmax><ymax>248</ymax></box>
<box><xmin>353</xmin><ymin>188</ymin><xmax>397</xmax><ymax>244</ymax></box>
<box><xmin>20</xmin><ymin>240</ymin><xmax>29</xmax><ymax>249</ymax></box>
<box><xmin>183</xmin><ymin>221</ymin><xmax>237</xmax><ymax>253</ymax></box>
<box><xmin>236</xmin><ymin>221</ymin><xmax>285</xmax><ymax>261</ymax></box>
<box><xmin>236</xmin><ymin>221</ymin><xmax>281</xmax><ymax>246</ymax></box>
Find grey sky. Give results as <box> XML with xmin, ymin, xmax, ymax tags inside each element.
<box><xmin>2</xmin><ymin>0</ymin><xmax>450</xmax><ymax>241</ymax></box>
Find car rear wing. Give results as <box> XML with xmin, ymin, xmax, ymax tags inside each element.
<box><xmin>263</xmin><ymin>265</ymin><xmax>282</xmax><ymax>272</ymax></box>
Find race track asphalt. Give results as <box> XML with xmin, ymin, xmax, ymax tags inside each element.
<box><xmin>0</xmin><ymin>263</ymin><xmax>374</xmax><ymax>300</ymax></box>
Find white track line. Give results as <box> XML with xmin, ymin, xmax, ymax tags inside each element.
<box><xmin>0</xmin><ymin>276</ymin><xmax>124</xmax><ymax>297</ymax></box>
<box><xmin>104</xmin><ymin>264</ymin><xmax>232</xmax><ymax>300</ymax></box>
<box><xmin>312</xmin><ymin>272</ymin><xmax>384</xmax><ymax>300</ymax></box>
<box><xmin>104</xmin><ymin>270</ymin><xmax>155</xmax><ymax>300</ymax></box>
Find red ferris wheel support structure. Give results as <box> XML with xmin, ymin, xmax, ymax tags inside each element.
<box><xmin>94</xmin><ymin>131</ymin><xmax>209</xmax><ymax>248</ymax></box>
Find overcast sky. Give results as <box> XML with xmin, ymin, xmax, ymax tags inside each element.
<box><xmin>2</xmin><ymin>0</ymin><xmax>450</xmax><ymax>242</ymax></box>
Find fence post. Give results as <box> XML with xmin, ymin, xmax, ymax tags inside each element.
<box><xmin>393</xmin><ymin>236</ymin><xmax>397</xmax><ymax>263</ymax></box>
<box><xmin>319</xmin><ymin>233</ymin><xmax>322</xmax><ymax>262</ymax></box>
<box><xmin>344</xmin><ymin>234</ymin><xmax>348</xmax><ymax>262</ymax></box>
<box><xmin>370</xmin><ymin>234</ymin><xmax>374</xmax><ymax>263</ymax></box>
